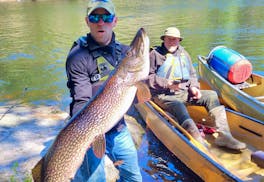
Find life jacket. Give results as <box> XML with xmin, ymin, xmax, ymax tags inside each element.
<box><xmin>157</xmin><ymin>52</ymin><xmax>191</xmax><ymax>81</ymax></box>
<box><xmin>73</xmin><ymin>35</ymin><xmax>123</xmax><ymax>83</ymax></box>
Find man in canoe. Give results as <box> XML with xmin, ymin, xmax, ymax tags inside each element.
<box><xmin>148</xmin><ymin>27</ymin><xmax>246</xmax><ymax>150</ymax></box>
<box><xmin>65</xmin><ymin>0</ymin><xmax>142</xmax><ymax>181</ymax></box>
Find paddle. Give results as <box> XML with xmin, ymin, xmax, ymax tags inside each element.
<box><xmin>148</xmin><ymin>101</ymin><xmax>216</xmax><ymax>155</ymax></box>
<box><xmin>148</xmin><ymin>101</ymin><xmax>203</xmax><ymax>143</ymax></box>
<box><xmin>136</xmin><ymin>82</ymin><xmax>221</xmax><ymax>162</ymax></box>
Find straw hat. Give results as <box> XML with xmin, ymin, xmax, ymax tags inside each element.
<box><xmin>160</xmin><ymin>27</ymin><xmax>183</xmax><ymax>41</ymax></box>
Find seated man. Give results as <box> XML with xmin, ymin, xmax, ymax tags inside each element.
<box><xmin>147</xmin><ymin>27</ymin><xmax>246</xmax><ymax>150</ymax></box>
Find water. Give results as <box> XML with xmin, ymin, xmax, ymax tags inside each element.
<box><xmin>0</xmin><ymin>0</ymin><xmax>263</xmax><ymax>181</ymax></box>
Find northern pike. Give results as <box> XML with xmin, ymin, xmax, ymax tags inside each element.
<box><xmin>32</xmin><ymin>27</ymin><xmax>150</xmax><ymax>182</ymax></box>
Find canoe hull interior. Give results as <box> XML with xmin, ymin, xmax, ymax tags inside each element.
<box><xmin>135</xmin><ymin>102</ymin><xmax>264</xmax><ymax>181</ymax></box>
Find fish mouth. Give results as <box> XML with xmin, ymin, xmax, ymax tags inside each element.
<box><xmin>129</xmin><ymin>28</ymin><xmax>149</xmax><ymax>57</ymax></box>
<box><xmin>115</xmin><ymin>28</ymin><xmax>150</xmax><ymax>84</ymax></box>
<box><xmin>124</xmin><ymin>28</ymin><xmax>150</xmax><ymax>80</ymax></box>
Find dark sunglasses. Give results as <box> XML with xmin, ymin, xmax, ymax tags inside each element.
<box><xmin>88</xmin><ymin>14</ymin><xmax>115</xmax><ymax>23</ymax></box>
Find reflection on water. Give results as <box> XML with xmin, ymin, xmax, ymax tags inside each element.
<box><xmin>134</xmin><ymin>113</ymin><xmax>203</xmax><ymax>182</ymax></box>
<box><xmin>0</xmin><ymin>0</ymin><xmax>263</xmax><ymax>181</ymax></box>
<box><xmin>139</xmin><ymin>128</ymin><xmax>203</xmax><ymax>182</ymax></box>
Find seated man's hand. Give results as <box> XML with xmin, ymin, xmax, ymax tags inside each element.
<box><xmin>189</xmin><ymin>87</ymin><xmax>202</xmax><ymax>99</ymax></box>
<box><xmin>167</xmin><ymin>80</ymin><xmax>179</xmax><ymax>91</ymax></box>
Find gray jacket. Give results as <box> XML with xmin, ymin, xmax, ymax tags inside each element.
<box><xmin>148</xmin><ymin>43</ymin><xmax>200</xmax><ymax>96</ymax></box>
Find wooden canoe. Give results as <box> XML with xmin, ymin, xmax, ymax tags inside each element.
<box><xmin>135</xmin><ymin>101</ymin><xmax>264</xmax><ymax>181</ymax></box>
<box><xmin>197</xmin><ymin>55</ymin><xmax>264</xmax><ymax>121</ymax></box>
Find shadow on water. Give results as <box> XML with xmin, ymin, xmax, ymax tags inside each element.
<box><xmin>133</xmin><ymin>108</ymin><xmax>203</xmax><ymax>182</ymax></box>
<box><xmin>0</xmin><ymin>103</ymin><xmax>68</xmax><ymax>181</ymax></box>
<box><xmin>141</xmin><ymin>129</ymin><xmax>203</xmax><ymax>182</ymax></box>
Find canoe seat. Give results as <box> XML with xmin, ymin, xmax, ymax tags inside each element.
<box><xmin>234</xmin><ymin>82</ymin><xmax>252</xmax><ymax>89</ymax></box>
<box><xmin>233</xmin><ymin>81</ymin><xmax>259</xmax><ymax>90</ymax></box>
<box><xmin>255</xmin><ymin>96</ymin><xmax>264</xmax><ymax>101</ymax></box>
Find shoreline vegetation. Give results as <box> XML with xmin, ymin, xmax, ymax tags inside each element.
<box><xmin>0</xmin><ymin>102</ymin><xmax>144</xmax><ymax>181</ymax></box>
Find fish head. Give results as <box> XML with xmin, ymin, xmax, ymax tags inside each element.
<box><xmin>117</xmin><ymin>28</ymin><xmax>150</xmax><ymax>84</ymax></box>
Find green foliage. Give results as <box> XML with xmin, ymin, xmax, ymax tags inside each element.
<box><xmin>9</xmin><ymin>162</ymin><xmax>33</xmax><ymax>182</ymax></box>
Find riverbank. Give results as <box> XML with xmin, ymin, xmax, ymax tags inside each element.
<box><xmin>0</xmin><ymin>102</ymin><xmax>144</xmax><ymax>181</ymax></box>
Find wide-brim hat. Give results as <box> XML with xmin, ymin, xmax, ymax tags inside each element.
<box><xmin>160</xmin><ymin>27</ymin><xmax>183</xmax><ymax>41</ymax></box>
<box><xmin>87</xmin><ymin>0</ymin><xmax>115</xmax><ymax>16</ymax></box>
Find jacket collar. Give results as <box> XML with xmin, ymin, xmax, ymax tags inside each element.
<box><xmin>157</xmin><ymin>43</ymin><xmax>183</xmax><ymax>55</ymax></box>
<box><xmin>86</xmin><ymin>32</ymin><xmax>116</xmax><ymax>53</ymax></box>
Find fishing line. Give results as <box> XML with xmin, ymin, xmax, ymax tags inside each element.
<box><xmin>0</xmin><ymin>87</ymin><xmax>28</xmax><ymax>121</ymax></box>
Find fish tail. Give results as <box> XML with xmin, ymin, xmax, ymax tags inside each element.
<box><xmin>32</xmin><ymin>157</ymin><xmax>43</xmax><ymax>182</ymax></box>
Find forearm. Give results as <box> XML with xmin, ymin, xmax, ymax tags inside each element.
<box><xmin>148</xmin><ymin>74</ymin><xmax>170</xmax><ymax>89</ymax></box>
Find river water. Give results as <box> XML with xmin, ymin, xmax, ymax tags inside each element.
<box><xmin>0</xmin><ymin>0</ymin><xmax>263</xmax><ymax>181</ymax></box>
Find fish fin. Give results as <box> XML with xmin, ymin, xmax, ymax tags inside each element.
<box><xmin>136</xmin><ymin>81</ymin><xmax>152</xmax><ymax>103</ymax></box>
<box><xmin>92</xmin><ymin>134</ymin><xmax>106</xmax><ymax>158</ymax></box>
<box><xmin>31</xmin><ymin>157</ymin><xmax>43</xmax><ymax>182</ymax></box>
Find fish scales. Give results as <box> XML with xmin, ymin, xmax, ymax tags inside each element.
<box><xmin>45</xmin><ymin>60</ymin><xmax>137</xmax><ymax>181</ymax></box>
<box><xmin>32</xmin><ymin>28</ymin><xmax>150</xmax><ymax>182</ymax></box>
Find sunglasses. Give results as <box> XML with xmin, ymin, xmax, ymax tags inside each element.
<box><xmin>88</xmin><ymin>14</ymin><xmax>115</xmax><ymax>23</ymax></box>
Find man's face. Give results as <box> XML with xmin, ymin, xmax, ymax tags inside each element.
<box><xmin>86</xmin><ymin>8</ymin><xmax>117</xmax><ymax>46</ymax></box>
<box><xmin>163</xmin><ymin>36</ymin><xmax>181</xmax><ymax>53</ymax></box>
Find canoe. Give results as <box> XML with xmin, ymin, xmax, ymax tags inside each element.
<box><xmin>135</xmin><ymin>100</ymin><xmax>264</xmax><ymax>181</ymax></box>
<box><xmin>197</xmin><ymin>55</ymin><xmax>264</xmax><ymax>121</ymax></box>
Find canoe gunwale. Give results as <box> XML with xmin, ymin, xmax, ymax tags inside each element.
<box><xmin>226</xmin><ymin>107</ymin><xmax>263</xmax><ymax>124</ymax></box>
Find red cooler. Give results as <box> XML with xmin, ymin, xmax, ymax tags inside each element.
<box><xmin>207</xmin><ymin>46</ymin><xmax>252</xmax><ymax>84</ymax></box>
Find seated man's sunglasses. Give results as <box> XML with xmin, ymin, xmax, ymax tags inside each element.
<box><xmin>88</xmin><ymin>14</ymin><xmax>115</xmax><ymax>23</ymax></box>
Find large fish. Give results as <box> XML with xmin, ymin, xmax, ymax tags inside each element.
<box><xmin>32</xmin><ymin>27</ymin><xmax>150</xmax><ymax>182</ymax></box>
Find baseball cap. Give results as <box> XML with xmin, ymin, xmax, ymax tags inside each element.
<box><xmin>87</xmin><ymin>0</ymin><xmax>115</xmax><ymax>16</ymax></box>
<box><xmin>160</xmin><ymin>27</ymin><xmax>183</xmax><ymax>41</ymax></box>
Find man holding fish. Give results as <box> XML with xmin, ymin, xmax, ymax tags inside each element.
<box><xmin>65</xmin><ymin>0</ymin><xmax>143</xmax><ymax>181</ymax></box>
